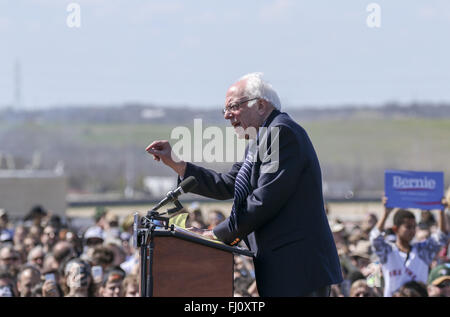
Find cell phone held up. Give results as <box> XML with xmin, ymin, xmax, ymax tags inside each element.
<box><xmin>92</xmin><ymin>265</ymin><xmax>103</xmax><ymax>283</ymax></box>
<box><xmin>44</xmin><ymin>273</ymin><xmax>56</xmax><ymax>283</ymax></box>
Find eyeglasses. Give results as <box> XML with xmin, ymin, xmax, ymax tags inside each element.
<box><xmin>222</xmin><ymin>97</ymin><xmax>259</xmax><ymax>115</ymax></box>
<box><xmin>437</xmin><ymin>282</ymin><xmax>450</xmax><ymax>288</ymax></box>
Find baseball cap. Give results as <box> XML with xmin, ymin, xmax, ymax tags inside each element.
<box><xmin>351</xmin><ymin>240</ymin><xmax>372</xmax><ymax>260</ymax></box>
<box><xmin>84</xmin><ymin>226</ymin><xmax>105</xmax><ymax>241</ymax></box>
<box><xmin>0</xmin><ymin>285</ymin><xmax>13</xmax><ymax>297</ymax></box>
<box><xmin>0</xmin><ymin>230</ymin><xmax>13</xmax><ymax>243</ymax></box>
<box><xmin>120</xmin><ymin>232</ymin><xmax>131</xmax><ymax>242</ymax></box>
<box><xmin>428</xmin><ymin>263</ymin><xmax>450</xmax><ymax>286</ymax></box>
<box><xmin>331</xmin><ymin>223</ymin><xmax>345</xmax><ymax>233</ymax></box>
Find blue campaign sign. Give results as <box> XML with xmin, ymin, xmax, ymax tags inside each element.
<box><xmin>384</xmin><ymin>170</ymin><xmax>444</xmax><ymax>210</ymax></box>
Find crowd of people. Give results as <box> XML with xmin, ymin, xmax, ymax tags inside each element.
<box><xmin>0</xmin><ymin>204</ymin><xmax>258</xmax><ymax>297</ymax></box>
<box><xmin>327</xmin><ymin>197</ymin><xmax>450</xmax><ymax>297</ymax></box>
<box><xmin>0</xmin><ymin>197</ymin><xmax>449</xmax><ymax>297</ymax></box>
<box><xmin>0</xmin><ymin>205</ymin><xmax>141</xmax><ymax>297</ymax></box>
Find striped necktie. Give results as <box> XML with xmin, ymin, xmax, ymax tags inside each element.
<box><xmin>233</xmin><ymin>153</ymin><xmax>253</xmax><ymax>208</ymax></box>
<box><xmin>229</xmin><ymin>150</ymin><xmax>254</xmax><ymax>246</ymax></box>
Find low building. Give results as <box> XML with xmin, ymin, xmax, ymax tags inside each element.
<box><xmin>0</xmin><ymin>169</ymin><xmax>66</xmax><ymax>219</ymax></box>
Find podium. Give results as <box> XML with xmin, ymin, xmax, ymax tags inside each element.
<box><xmin>142</xmin><ymin>229</ymin><xmax>254</xmax><ymax>297</ymax></box>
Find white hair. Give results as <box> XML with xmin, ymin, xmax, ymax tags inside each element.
<box><xmin>238</xmin><ymin>72</ymin><xmax>281</xmax><ymax>110</ymax></box>
<box><xmin>27</xmin><ymin>245</ymin><xmax>44</xmax><ymax>262</ymax></box>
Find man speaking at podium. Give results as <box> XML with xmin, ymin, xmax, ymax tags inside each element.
<box><xmin>146</xmin><ymin>73</ymin><xmax>342</xmax><ymax>297</ymax></box>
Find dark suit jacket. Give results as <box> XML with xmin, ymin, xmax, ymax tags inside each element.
<box><xmin>181</xmin><ymin>110</ymin><xmax>343</xmax><ymax>296</ymax></box>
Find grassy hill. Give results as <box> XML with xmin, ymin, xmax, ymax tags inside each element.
<box><xmin>1</xmin><ymin>115</ymin><xmax>450</xmax><ymax>194</ymax></box>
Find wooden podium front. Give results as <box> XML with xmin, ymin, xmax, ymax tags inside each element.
<box><xmin>149</xmin><ymin>230</ymin><xmax>253</xmax><ymax>297</ymax></box>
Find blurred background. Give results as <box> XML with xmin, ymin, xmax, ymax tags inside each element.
<box><xmin>1</xmin><ymin>0</ymin><xmax>450</xmax><ymax>222</ymax></box>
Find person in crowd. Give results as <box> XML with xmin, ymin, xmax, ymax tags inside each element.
<box><xmin>24</xmin><ymin>205</ymin><xmax>47</xmax><ymax>227</ymax></box>
<box><xmin>27</xmin><ymin>245</ymin><xmax>45</xmax><ymax>270</ymax></box>
<box><xmin>120</xmin><ymin>248</ymin><xmax>140</xmax><ymax>276</ymax></box>
<box><xmin>0</xmin><ymin>209</ymin><xmax>14</xmax><ymax>243</ymax></box>
<box><xmin>418</xmin><ymin>210</ymin><xmax>436</xmax><ymax>229</ymax></box>
<box><xmin>0</xmin><ymin>267</ymin><xmax>18</xmax><ymax>297</ymax></box>
<box><xmin>28</xmin><ymin>225</ymin><xmax>42</xmax><ymax>244</ymax></box>
<box><xmin>94</xmin><ymin>206</ymin><xmax>108</xmax><ymax>231</ymax></box>
<box><xmin>63</xmin><ymin>230</ymin><xmax>83</xmax><ymax>257</ymax></box>
<box><xmin>186</xmin><ymin>204</ymin><xmax>207</xmax><ymax>229</ymax></box>
<box><xmin>206</xmin><ymin>210</ymin><xmax>226</xmax><ymax>230</ymax></box>
<box><xmin>119</xmin><ymin>214</ymin><xmax>137</xmax><ymax>259</ymax></box>
<box><xmin>13</xmin><ymin>224</ymin><xmax>28</xmax><ymax>248</ymax></box>
<box><xmin>41</xmin><ymin>224</ymin><xmax>59</xmax><ymax>253</ymax></box>
<box><xmin>361</xmin><ymin>213</ymin><xmax>378</xmax><ymax>238</ymax></box>
<box><xmin>41</xmin><ymin>268</ymin><xmax>63</xmax><ymax>297</ymax></box>
<box><xmin>370</xmin><ymin>196</ymin><xmax>449</xmax><ymax>297</ymax></box>
<box><xmin>30</xmin><ymin>282</ymin><xmax>43</xmax><ymax>297</ymax></box>
<box><xmin>42</xmin><ymin>253</ymin><xmax>59</xmax><ymax>272</ymax></box>
<box><xmin>349</xmin><ymin>240</ymin><xmax>373</xmax><ymax>276</ymax></box>
<box><xmin>348</xmin><ymin>213</ymin><xmax>378</xmax><ymax>243</ymax></box>
<box><xmin>98</xmin><ymin>267</ymin><xmax>125</xmax><ymax>297</ymax></box>
<box><xmin>122</xmin><ymin>274</ymin><xmax>139</xmax><ymax>297</ymax></box>
<box><xmin>415</xmin><ymin>223</ymin><xmax>432</xmax><ymax>242</ymax></box>
<box><xmin>16</xmin><ymin>264</ymin><xmax>41</xmax><ymax>297</ymax></box>
<box><xmin>23</xmin><ymin>235</ymin><xmax>39</xmax><ymax>255</ymax></box>
<box><xmin>233</xmin><ymin>255</ymin><xmax>255</xmax><ymax>297</ymax></box>
<box><xmin>103</xmin><ymin>212</ymin><xmax>121</xmax><ymax>240</ymax></box>
<box><xmin>121</xmin><ymin>213</ymin><xmax>135</xmax><ymax>236</ymax></box>
<box><xmin>90</xmin><ymin>246</ymin><xmax>115</xmax><ymax>271</ymax></box>
<box><xmin>81</xmin><ymin>226</ymin><xmax>105</xmax><ymax>263</ymax></box>
<box><xmin>14</xmin><ymin>244</ymin><xmax>28</xmax><ymax>266</ymax></box>
<box><xmin>349</xmin><ymin>279</ymin><xmax>377</xmax><ymax>297</ymax></box>
<box><xmin>105</xmin><ymin>239</ymin><xmax>126</xmax><ymax>268</ymax></box>
<box><xmin>331</xmin><ymin>221</ymin><xmax>349</xmax><ymax>255</ymax></box>
<box><xmin>0</xmin><ymin>245</ymin><xmax>22</xmax><ymax>276</ymax></box>
<box><xmin>62</xmin><ymin>258</ymin><xmax>96</xmax><ymax>297</ymax></box>
<box><xmin>392</xmin><ymin>281</ymin><xmax>428</xmax><ymax>297</ymax></box>
<box><xmin>427</xmin><ymin>263</ymin><xmax>450</xmax><ymax>297</ymax></box>
<box><xmin>52</xmin><ymin>241</ymin><xmax>77</xmax><ymax>270</ymax></box>
<box><xmin>53</xmin><ymin>240</ymin><xmax>76</xmax><ymax>262</ymax></box>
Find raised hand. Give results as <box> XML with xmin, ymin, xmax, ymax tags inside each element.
<box><xmin>382</xmin><ymin>196</ymin><xmax>394</xmax><ymax>215</ymax></box>
<box><xmin>146</xmin><ymin>140</ymin><xmax>186</xmax><ymax>177</ymax></box>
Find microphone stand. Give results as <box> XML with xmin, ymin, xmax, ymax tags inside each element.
<box><xmin>134</xmin><ymin>199</ymin><xmax>185</xmax><ymax>297</ymax></box>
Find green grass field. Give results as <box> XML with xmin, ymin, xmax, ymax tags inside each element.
<box><xmin>64</xmin><ymin>118</ymin><xmax>450</xmax><ymax>173</ymax></box>
<box><xmin>304</xmin><ymin>118</ymin><xmax>450</xmax><ymax>169</ymax></box>
<box><xmin>3</xmin><ymin>117</ymin><xmax>450</xmax><ymax>189</ymax></box>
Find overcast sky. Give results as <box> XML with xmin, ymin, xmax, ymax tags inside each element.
<box><xmin>1</xmin><ymin>0</ymin><xmax>450</xmax><ymax>109</ymax></box>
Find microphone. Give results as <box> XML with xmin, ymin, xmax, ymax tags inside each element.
<box><xmin>152</xmin><ymin>176</ymin><xmax>198</xmax><ymax>212</ymax></box>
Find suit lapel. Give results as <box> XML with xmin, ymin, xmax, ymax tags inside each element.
<box><xmin>249</xmin><ymin>109</ymin><xmax>280</xmax><ymax>188</ymax></box>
